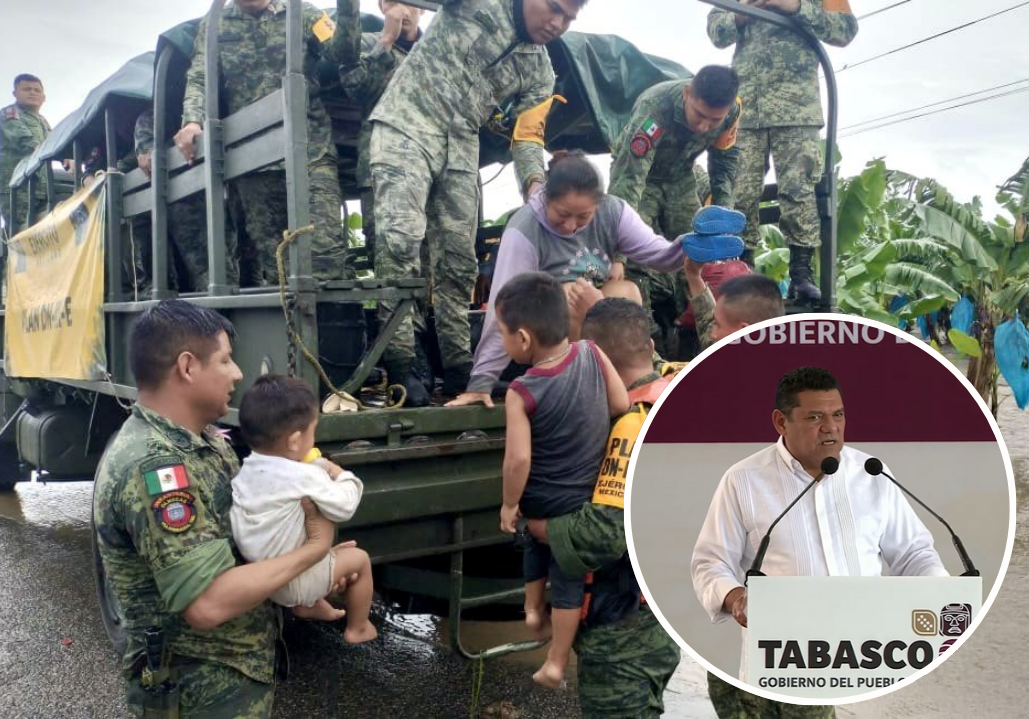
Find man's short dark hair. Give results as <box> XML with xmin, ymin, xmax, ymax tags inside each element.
<box><xmin>239</xmin><ymin>374</ymin><xmax>318</xmax><ymax>450</ymax></box>
<box><xmin>129</xmin><ymin>300</ymin><xmax>235</xmax><ymax>391</ymax></box>
<box><xmin>691</xmin><ymin>65</ymin><xmax>739</xmax><ymax>109</ymax></box>
<box><xmin>13</xmin><ymin>74</ymin><xmax>42</xmax><ymax>90</ymax></box>
<box><xmin>719</xmin><ymin>274</ymin><xmax>785</xmax><ymax>325</ymax></box>
<box><xmin>582</xmin><ymin>298</ymin><xmax>651</xmax><ymax>371</ymax></box>
<box><xmin>494</xmin><ymin>272</ymin><xmax>568</xmax><ymax>347</ymax></box>
<box><xmin>776</xmin><ymin>367</ymin><xmax>840</xmax><ymax>415</ymax></box>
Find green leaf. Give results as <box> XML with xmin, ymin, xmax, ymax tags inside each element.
<box><xmin>755</xmin><ymin>247</ymin><xmax>790</xmax><ymax>282</ymax></box>
<box><xmin>914</xmin><ymin>203</ymin><xmax>998</xmax><ymax>271</ymax></box>
<box><xmin>897</xmin><ymin>294</ymin><xmax>948</xmax><ymax>319</ymax></box>
<box><xmin>346</xmin><ymin>212</ymin><xmax>363</xmax><ymax>231</ymax></box>
<box><xmin>929</xmin><ymin>339</ymin><xmax>943</xmax><ymax>354</ymax></box>
<box><xmin>948</xmin><ymin>329</ymin><xmax>982</xmax><ymax>358</ymax></box>
<box><xmin>883</xmin><ymin>263</ymin><xmax>960</xmax><ymax>302</ymax></box>
<box><xmin>837</xmin><ymin>160</ymin><xmax>887</xmax><ymax>257</ymax></box>
<box><xmin>989</xmin><ymin>283</ymin><xmax>1029</xmax><ymax>315</ymax></box>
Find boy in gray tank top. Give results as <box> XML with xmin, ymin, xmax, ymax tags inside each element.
<box><xmin>496</xmin><ymin>272</ymin><xmax>630</xmax><ymax>690</ymax></box>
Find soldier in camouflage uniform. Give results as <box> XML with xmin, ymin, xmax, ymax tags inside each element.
<box><xmin>334</xmin><ymin>0</ymin><xmax>424</xmax><ymax>264</ymax></box>
<box><xmin>1</xmin><ymin>74</ymin><xmax>52</xmax><ymax>245</ymax></box>
<box><xmin>368</xmin><ymin>0</ymin><xmax>585</xmax><ymax>406</ymax></box>
<box><xmin>530</xmin><ymin>299</ymin><xmax>681</xmax><ymax>717</ymax></box>
<box><xmin>135</xmin><ymin>109</ymin><xmax>239</xmax><ymax>292</ymax></box>
<box><xmin>707</xmin><ymin>670</ymin><xmax>835</xmax><ymax>719</ymax></box>
<box><xmin>608</xmin><ymin>65</ymin><xmax>742</xmax><ymax>359</ymax></box>
<box><xmin>176</xmin><ymin>0</ymin><xmax>348</xmax><ymax>286</ymax></box>
<box><xmin>707</xmin><ymin>0</ymin><xmax>858</xmax><ymax>304</ymax></box>
<box><xmin>93</xmin><ymin>300</ymin><xmax>342</xmax><ymax>717</ymax></box>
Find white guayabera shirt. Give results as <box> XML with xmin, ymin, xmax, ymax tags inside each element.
<box><xmin>691</xmin><ymin>438</ymin><xmax>949</xmax><ymax>678</ymax></box>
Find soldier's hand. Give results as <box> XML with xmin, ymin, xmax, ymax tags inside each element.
<box><xmin>380</xmin><ymin>4</ymin><xmax>407</xmax><ymax>51</ymax></box>
<box><xmin>174</xmin><ymin>123</ymin><xmax>203</xmax><ymax>166</ymax></box>
<box><xmin>137</xmin><ymin>152</ymin><xmax>152</xmax><ymax>178</ymax></box>
<box><xmin>607</xmin><ymin>261</ymin><xmax>625</xmax><ymax>283</ymax></box>
<box><xmin>300</xmin><ymin>497</ymin><xmax>335</xmax><ymax>553</ymax></box>
<box><xmin>445</xmin><ymin>392</ymin><xmax>494</xmax><ymax>408</ymax></box>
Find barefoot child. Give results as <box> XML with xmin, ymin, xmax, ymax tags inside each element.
<box><xmin>230</xmin><ymin>374</ymin><xmax>378</xmax><ymax>644</ymax></box>
<box><xmin>496</xmin><ymin>272</ymin><xmax>630</xmax><ymax>688</ymax></box>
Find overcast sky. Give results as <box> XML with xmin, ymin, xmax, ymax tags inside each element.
<box><xmin>2</xmin><ymin>0</ymin><xmax>1026</xmax><ymax>221</ymax></box>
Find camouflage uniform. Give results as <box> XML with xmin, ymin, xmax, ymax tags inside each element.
<box><xmin>134</xmin><ymin>110</ymin><xmax>238</xmax><ymax>292</ymax></box>
<box><xmin>707</xmin><ymin>1</ymin><xmax>858</xmax><ymax>252</ymax></box>
<box><xmin>182</xmin><ymin>0</ymin><xmax>347</xmax><ymax>285</ymax></box>
<box><xmin>93</xmin><ymin>404</ymin><xmax>277</xmax><ymax>717</ymax></box>
<box><xmin>368</xmin><ymin>0</ymin><xmax>554</xmax><ymax>380</ymax></box>
<box><xmin>609</xmin><ymin>79</ymin><xmax>741</xmax><ymax>358</ymax></box>
<box><xmin>548</xmin><ymin>373</ymin><xmax>681</xmax><ymax>717</ymax></box>
<box><xmin>0</xmin><ymin>102</ymin><xmax>51</xmax><ymax>240</ymax></box>
<box><xmin>333</xmin><ymin>0</ymin><xmax>420</xmax><ymax>264</ymax></box>
<box><xmin>707</xmin><ymin>671</ymin><xmax>835</xmax><ymax>719</ymax></box>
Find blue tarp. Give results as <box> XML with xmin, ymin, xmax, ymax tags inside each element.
<box><xmin>995</xmin><ymin>317</ymin><xmax>1029</xmax><ymax>410</ymax></box>
<box><xmin>951</xmin><ymin>296</ymin><xmax>974</xmax><ymax>335</ymax></box>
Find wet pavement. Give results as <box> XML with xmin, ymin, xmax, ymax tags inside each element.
<box><xmin>0</xmin><ymin>354</ymin><xmax>1025</xmax><ymax>717</ymax></box>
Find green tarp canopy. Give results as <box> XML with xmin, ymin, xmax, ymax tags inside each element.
<box><xmin>11</xmin><ymin>14</ymin><xmax>689</xmax><ymax>189</ymax></box>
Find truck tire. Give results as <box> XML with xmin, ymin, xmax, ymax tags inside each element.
<box><xmin>0</xmin><ymin>442</ymin><xmax>23</xmax><ymax>492</ymax></box>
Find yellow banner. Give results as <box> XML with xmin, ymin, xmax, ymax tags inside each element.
<box><xmin>5</xmin><ymin>176</ymin><xmax>107</xmax><ymax>380</ymax></box>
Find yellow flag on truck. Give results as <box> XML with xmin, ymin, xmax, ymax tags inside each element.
<box><xmin>5</xmin><ymin>175</ymin><xmax>107</xmax><ymax>380</ymax></box>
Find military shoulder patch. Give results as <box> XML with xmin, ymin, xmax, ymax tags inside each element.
<box><xmin>143</xmin><ymin>463</ymin><xmax>191</xmax><ymax>496</ymax></box>
<box><xmin>152</xmin><ymin>491</ymin><xmax>198</xmax><ymax>534</ymax></box>
<box><xmin>629</xmin><ymin>132</ymin><xmax>652</xmax><ymax>158</ymax></box>
<box><xmin>2</xmin><ymin>105</ymin><xmax>19</xmax><ymax>120</ymax></box>
<box><xmin>312</xmin><ymin>11</ymin><xmax>336</xmax><ymax>43</ymax></box>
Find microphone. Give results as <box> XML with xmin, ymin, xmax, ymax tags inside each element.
<box><xmin>864</xmin><ymin>458</ymin><xmax>979</xmax><ymax>577</ymax></box>
<box><xmin>746</xmin><ymin>456</ymin><xmax>840</xmax><ymax>582</ymax></box>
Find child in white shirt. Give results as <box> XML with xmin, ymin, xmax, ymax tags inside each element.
<box><xmin>230</xmin><ymin>374</ymin><xmax>377</xmax><ymax>643</ymax></box>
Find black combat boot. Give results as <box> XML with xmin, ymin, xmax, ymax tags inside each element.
<box><xmin>387</xmin><ymin>364</ymin><xmax>430</xmax><ymax>408</ymax></box>
<box><xmin>788</xmin><ymin>246</ymin><xmax>822</xmax><ymax>306</ymax></box>
<box><xmin>441</xmin><ymin>362</ymin><xmax>472</xmax><ymax>398</ymax></box>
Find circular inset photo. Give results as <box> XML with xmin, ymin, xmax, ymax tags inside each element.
<box><xmin>626</xmin><ymin>314</ymin><xmax>1015</xmax><ymax>706</ymax></box>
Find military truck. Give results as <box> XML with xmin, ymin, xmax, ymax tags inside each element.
<box><xmin>1</xmin><ymin>0</ymin><xmax>840</xmax><ymax>659</ymax></box>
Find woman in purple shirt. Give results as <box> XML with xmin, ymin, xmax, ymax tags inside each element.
<box><xmin>448</xmin><ymin>152</ymin><xmax>685</xmax><ymax>407</ymax></box>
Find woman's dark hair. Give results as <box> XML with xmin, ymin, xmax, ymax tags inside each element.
<box><xmin>544</xmin><ymin>150</ymin><xmax>605</xmax><ymax>202</ymax></box>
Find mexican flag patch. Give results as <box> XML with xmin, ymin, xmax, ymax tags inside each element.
<box><xmin>144</xmin><ymin>464</ymin><xmax>190</xmax><ymax>495</ymax></box>
<box><xmin>642</xmin><ymin>118</ymin><xmax>663</xmax><ymax>142</ymax></box>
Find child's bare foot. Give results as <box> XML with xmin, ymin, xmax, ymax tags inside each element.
<box><xmin>292</xmin><ymin>599</ymin><xmax>346</xmax><ymax>622</ymax></box>
<box><xmin>344</xmin><ymin>620</ymin><xmax>379</xmax><ymax>644</ymax></box>
<box><xmin>524</xmin><ymin>609</ymin><xmax>552</xmax><ymax>641</ymax></box>
<box><xmin>532</xmin><ymin>659</ymin><xmax>567</xmax><ymax>690</ymax></box>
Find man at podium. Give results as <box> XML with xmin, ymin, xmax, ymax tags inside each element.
<box><xmin>690</xmin><ymin>367</ymin><xmax>948</xmax><ymax>713</ymax></box>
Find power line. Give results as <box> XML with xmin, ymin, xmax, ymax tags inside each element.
<box><xmin>858</xmin><ymin>0</ymin><xmax>914</xmax><ymax>21</ymax></box>
<box><xmin>837</xmin><ymin>1</ymin><xmax>1029</xmax><ymax>73</ymax></box>
<box><xmin>841</xmin><ymin>77</ymin><xmax>1029</xmax><ymax>130</ymax></box>
<box><xmin>840</xmin><ymin>85</ymin><xmax>1029</xmax><ymax>138</ymax></box>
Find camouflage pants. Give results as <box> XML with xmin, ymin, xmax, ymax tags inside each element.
<box><xmin>124</xmin><ymin>196</ymin><xmax>238</xmax><ymax>294</ymax></box>
<box><xmin>229</xmin><ymin>158</ymin><xmax>345</xmax><ymax>286</ymax></box>
<box><xmin>707</xmin><ymin>672</ymin><xmax>835</xmax><ymax>719</ymax></box>
<box><xmin>734</xmin><ymin>127</ymin><xmax>821</xmax><ymax>250</ymax></box>
<box><xmin>625</xmin><ymin>172</ymin><xmax>700</xmax><ymax>357</ymax></box>
<box><xmin>126</xmin><ymin>660</ymin><xmax>273</xmax><ymax>718</ymax></box>
<box><xmin>575</xmin><ymin>609</ymin><xmax>682</xmax><ymax>717</ymax></box>
<box><xmin>370</xmin><ymin>122</ymin><xmax>478</xmax><ymax>375</ymax></box>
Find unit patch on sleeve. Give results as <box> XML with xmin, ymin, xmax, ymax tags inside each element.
<box><xmin>629</xmin><ymin>132</ymin><xmax>652</xmax><ymax>158</ymax></box>
<box><xmin>152</xmin><ymin>491</ymin><xmax>198</xmax><ymax>533</ymax></box>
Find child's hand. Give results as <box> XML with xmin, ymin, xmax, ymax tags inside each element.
<box><xmin>315</xmin><ymin>458</ymin><xmax>344</xmax><ymax>479</ymax></box>
<box><xmin>499</xmin><ymin>503</ymin><xmax>521</xmax><ymax>534</ymax></box>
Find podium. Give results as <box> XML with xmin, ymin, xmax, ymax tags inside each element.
<box><xmin>746</xmin><ymin>576</ymin><xmax>982</xmax><ymax>699</ymax></box>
